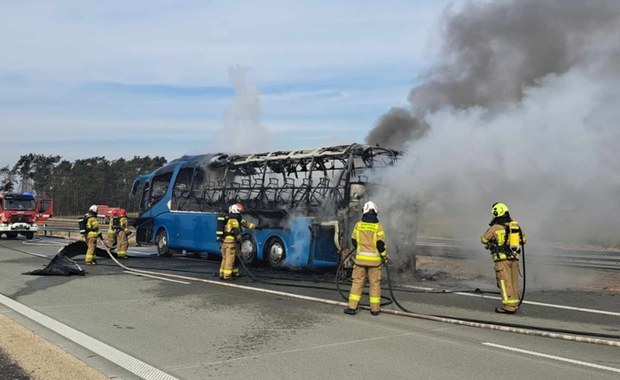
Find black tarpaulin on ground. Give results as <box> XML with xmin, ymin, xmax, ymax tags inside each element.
<box><xmin>25</xmin><ymin>254</ymin><xmax>85</xmax><ymax>276</ymax></box>
<box><xmin>24</xmin><ymin>240</ymin><xmax>107</xmax><ymax>276</ymax></box>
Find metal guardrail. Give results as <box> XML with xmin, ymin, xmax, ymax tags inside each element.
<box><xmin>40</xmin><ymin>226</ymin><xmax>80</xmax><ymax>238</ymax></box>
<box><xmin>40</xmin><ymin>218</ymin><xmax>136</xmax><ymax>239</ymax></box>
<box><xmin>38</xmin><ymin>218</ymin><xmax>80</xmax><ymax>238</ymax></box>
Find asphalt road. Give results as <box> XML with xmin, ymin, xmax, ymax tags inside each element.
<box><xmin>0</xmin><ymin>236</ymin><xmax>619</xmax><ymax>380</ymax></box>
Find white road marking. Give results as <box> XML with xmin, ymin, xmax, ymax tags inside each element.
<box><xmin>482</xmin><ymin>342</ymin><xmax>620</xmax><ymax>374</ymax></box>
<box><xmin>0</xmin><ymin>294</ymin><xmax>178</xmax><ymax>380</ymax></box>
<box><xmin>401</xmin><ymin>285</ymin><xmax>620</xmax><ymax>317</ymax></box>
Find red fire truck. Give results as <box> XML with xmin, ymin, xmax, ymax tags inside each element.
<box><xmin>95</xmin><ymin>204</ymin><xmax>123</xmax><ymax>224</ymax></box>
<box><xmin>0</xmin><ymin>192</ymin><xmax>54</xmax><ymax>239</ymax></box>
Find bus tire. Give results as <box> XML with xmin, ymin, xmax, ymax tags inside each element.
<box><xmin>25</xmin><ymin>232</ymin><xmax>34</xmax><ymax>240</ymax></box>
<box><xmin>239</xmin><ymin>235</ymin><xmax>258</xmax><ymax>266</ymax></box>
<box><xmin>6</xmin><ymin>233</ymin><xmax>17</xmax><ymax>239</ymax></box>
<box><xmin>156</xmin><ymin>229</ymin><xmax>172</xmax><ymax>257</ymax></box>
<box><xmin>265</xmin><ymin>237</ymin><xmax>286</xmax><ymax>268</ymax></box>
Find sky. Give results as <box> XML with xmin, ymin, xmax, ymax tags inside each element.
<box><xmin>0</xmin><ymin>0</ymin><xmax>451</xmax><ymax>166</ymax></box>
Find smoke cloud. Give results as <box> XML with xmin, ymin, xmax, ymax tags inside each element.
<box><xmin>209</xmin><ymin>65</ymin><xmax>273</xmax><ymax>154</ymax></box>
<box><xmin>367</xmin><ymin>0</ymin><xmax>620</xmax><ymax>252</ymax></box>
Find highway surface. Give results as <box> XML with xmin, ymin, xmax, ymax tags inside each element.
<box><xmin>0</xmin><ymin>236</ymin><xmax>618</xmax><ymax>379</ymax></box>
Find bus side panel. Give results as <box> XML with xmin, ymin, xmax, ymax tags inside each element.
<box><xmin>253</xmin><ymin>217</ymin><xmax>338</xmax><ymax>269</ymax></box>
<box><xmin>189</xmin><ymin>213</ymin><xmax>220</xmax><ymax>254</ymax></box>
<box><xmin>310</xmin><ymin>224</ymin><xmax>339</xmax><ymax>268</ymax></box>
<box><xmin>155</xmin><ymin>212</ymin><xmax>221</xmax><ymax>254</ymax></box>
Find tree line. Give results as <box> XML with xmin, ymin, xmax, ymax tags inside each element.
<box><xmin>1</xmin><ymin>154</ymin><xmax>167</xmax><ymax>216</ymax></box>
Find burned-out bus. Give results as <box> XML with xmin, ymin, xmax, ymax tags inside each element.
<box><xmin>130</xmin><ymin>143</ymin><xmax>399</xmax><ymax>270</ymax></box>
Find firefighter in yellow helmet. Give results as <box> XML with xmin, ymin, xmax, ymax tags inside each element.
<box><xmin>219</xmin><ymin>203</ymin><xmax>255</xmax><ymax>280</ymax></box>
<box><xmin>84</xmin><ymin>205</ymin><xmax>102</xmax><ymax>265</ymax></box>
<box><xmin>344</xmin><ymin>201</ymin><xmax>387</xmax><ymax>316</ymax></box>
<box><xmin>114</xmin><ymin>209</ymin><xmax>130</xmax><ymax>259</ymax></box>
<box><xmin>481</xmin><ymin>202</ymin><xmax>527</xmax><ymax>314</ymax></box>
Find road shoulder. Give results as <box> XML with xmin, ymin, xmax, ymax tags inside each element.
<box><xmin>0</xmin><ymin>313</ymin><xmax>107</xmax><ymax>380</ymax></box>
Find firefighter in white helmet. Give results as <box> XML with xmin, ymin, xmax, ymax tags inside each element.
<box><xmin>344</xmin><ymin>201</ymin><xmax>388</xmax><ymax>316</ymax></box>
<box><xmin>219</xmin><ymin>203</ymin><xmax>255</xmax><ymax>280</ymax></box>
<box><xmin>83</xmin><ymin>205</ymin><xmax>102</xmax><ymax>265</ymax></box>
<box><xmin>481</xmin><ymin>202</ymin><xmax>527</xmax><ymax>314</ymax></box>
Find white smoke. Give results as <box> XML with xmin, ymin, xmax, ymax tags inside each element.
<box><xmin>209</xmin><ymin>65</ymin><xmax>273</xmax><ymax>153</ymax></box>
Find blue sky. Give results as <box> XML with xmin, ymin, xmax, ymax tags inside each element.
<box><xmin>0</xmin><ymin>0</ymin><xmax>452</xmax><ymax>167</ymax></box>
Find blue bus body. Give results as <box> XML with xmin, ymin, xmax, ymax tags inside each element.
<box><xmin>130</xmin><ymin>144</ymin><xmax>399</xmax><ymax>270</ymax></box>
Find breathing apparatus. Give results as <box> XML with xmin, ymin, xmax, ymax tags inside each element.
<box><xmin>508</xmin><ymin>220</ymin><xmax>527</xmax><ymax>307</ymax></box>
<box><xmin>508</xmin><ymin>221</ymin><xmax>521</xmax><ymax>253</ymax></box>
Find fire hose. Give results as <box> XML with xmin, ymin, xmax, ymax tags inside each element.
<box><xmin>87</xmin><ymin>237</ymin><xmax>620</xmax><ymax>346</ymax></box>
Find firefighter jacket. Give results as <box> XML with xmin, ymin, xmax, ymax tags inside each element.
<box><xmin>108</xmin><ymin>216</ymin><xmax>129</xmax><ymax>234</ymax></box>
<box><xmin>119</xmin><ymin>216</ymin><xmax>129</xmax><ymax>233</ymax></box>
<box><xmin>351</xmin><ymin>212</ymin><xmax>386</xmax><ymax>267</ymax></box>
<box><xmin>85</xmin><ymin>214</ymin><xmax>101</xmax><ymax>239</ymax></box>
<box><xmin>481</xmin><ymin>219</ymin><xmax>527</xmax><ymax>262</ymax></box>
<box><xmin>222</xmin><ymin>214</ymin><xmax>255</xmax><ymax>243</ymax></box>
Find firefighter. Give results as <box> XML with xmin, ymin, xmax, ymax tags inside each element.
<box><xmin>344</xmin><ymin>201</ymin><xmax>388</xmax><ymax>316</ymax></box>
<box><xmin>219</xmin><ymin>203</ymin><xmax>255</xmax><ymax>280</ymax></box>
<box><xmin>83</xmin><ymin>205</ymin><xmax>102</xmax><ymax>265</ymax></box>
<box><xmin>115</xmin><ymin>209</ymin><xmax>129</xmax><ymax>259</ymax></box>
<box><xmin>481</xmin><ymin>202</ymin><xmax>527</xmax><ymax>314</ymax></box>
<box><xmin>107</xmin><ymin>210</ymin><xmax>119</xmax><ymax>249</ymax></box>
<box><xmin>107</xmin><ymin>209</ymin><xmax>129</xmax><ymax>259</ymax></box>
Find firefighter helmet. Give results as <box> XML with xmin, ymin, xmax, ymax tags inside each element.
<box><xmin>362</xmin><ymin>201</ymin><xmax>378</xmax><ymax>214</ymax></box>
<box><xmin>89</xmin><ymin>205</ymin><xmax>98</xmax><ymax>213</ymax></box>
<box><xmin>229</xmin><ymin>203</ymin><xmax>245</xmax><ymax>214</ymax></box>
<box><xmin>118</xmin><ymin>209</ymin><xmax>126</xmax><ymax>217</ymax></box>
<box><xmin>491</xmin><ymin>202</ymin><xmax>509</xmax><ymax>217</ymax></box>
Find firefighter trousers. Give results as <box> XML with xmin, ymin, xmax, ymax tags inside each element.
<box><xmin>219</xmin><ymin>241</ymin><xmax>238</xmax><ymax>279</ymax></box>
<box><xmin>494</xmin><ymin>259</ymin><xmax>520</xmax><ymax>312</ymax></box>
<box><xmin>116</xmin><ymin>230</ymin><xmax>128</xmax><ymax>258</ymax></box>
<box><xmin>85</xmin><ymin>236</ymin><xmax>98</xmax><ymax>263</ymax></box>
<box><xmin>107</xmin><ymin>232</ymin><xmax>117</xmax><ymax>248</ymax></box>
<box><xmin>348</xmin><ymin>264</ymin><xmax>382</xmax><ymax>312</ymax></box>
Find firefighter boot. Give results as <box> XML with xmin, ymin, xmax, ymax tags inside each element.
<box><xmin>343</xmin><ymin>308</ymin><xmax>357</xmax><ymax>315</ymax></box>
<box><xmin>495</xmin><ymin>307</ymin><xmax>517</xmax><ymax>314</ymax></box>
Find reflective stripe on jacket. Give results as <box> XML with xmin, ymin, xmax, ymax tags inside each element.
<box><xmin>352</xmin><ymin>221</ymin><xmax>385</xmax><ymax>267</ymax></box>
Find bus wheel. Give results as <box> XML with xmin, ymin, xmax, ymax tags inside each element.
<box><xmin>240</xmin><ymin>235</ymin><xmax>257</xmax><ymax>265</ymax></box>
<box><xmin>266</xmin><ymin>238</ymin><xmax>286</xmax><ymax>268</ymax></box>
<box><xmin>156</xmin><ymin>229</ymin><xmax>172</xmax><ymax>257</ymax></box>
<box><xmin>25</xmin><ymin>232</ymin><xmax>34</xmax><ymax>240</ymax></box>
<box><xmin>6</xmin><ymin>233</ymin><xmax>17</xmax><ymax>239</ymax></box>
